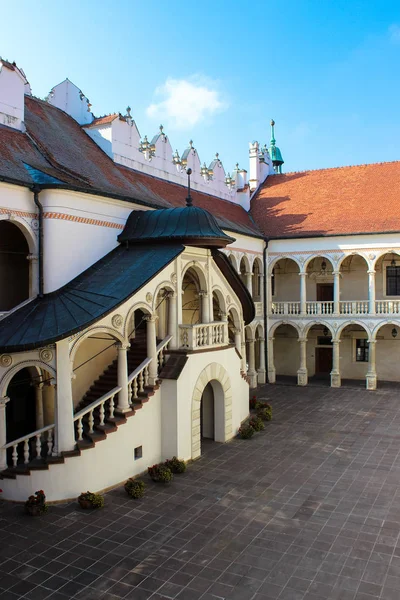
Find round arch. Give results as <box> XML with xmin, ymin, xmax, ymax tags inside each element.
<box><xmin>268</xmin><ymin>255</ymin><xmax>302</xmax><ymax>273</ymax></box>
<box><xmin>0</xmin><ymin>215</ymin><xmax>37</xmax><ymax>254</ymax></box>
<box><xmin>372</xmin><ymin>249</ymin><xmax>400</xmax><ymax>269</ymax></box>
<box><xmin>252</xmin><ymin>256</ymin><xmax>264</xmax><ymax>274</ymax></box>
<box><xmin>336</xmin><ymin>320</ymin><xmax>372</xmax><ymax>341</ymax></box>
<box><xmin>212</xmin><ymin>286</ymin><xmax>226</xmax><ymax>317</ymax></box>
<box><xmin>303</xmin><ymin>321</ymin><xmax>335</xmax><ymax>339</ymax></box>
<box><xmin>337</xmin><ymin>252</ymin><xmax>370</xmax><ymax>270</ymax></box>
<box><xmin>227</xmin><ymin>306</ymin><xmax>241</xmax><ymax>330</ymax></box>
<box><xmin>191</xmin><ymin>362</ymin><xmax>233</xmax><ymax>459</ymax></box>
<box><xmin>371</xmin><ymin>319</ymin><xmax>400</xmax><ymax>341</ymax></box>
<box><xmin>255</xmin><ymin>323</ymin><xmax>264</xmax><ymax>338</ymax></box>
<box><xmin>70</xmin><ymin>326</ymin><xmax>126</xmax><ymax>364</ymax></box>
<box><xmin>228</xmin><ymin>253</ymin><xmax>238</xmax><ymax>272</ymax></box>
<box><xmin>268</xmin><ymin>320</ymin><xmax>302</xmax><ymax>338</ymax></box>
<box><xmin>123</xmin><ymin>302</ymin><xmax>152</xmax><ymax>339</ymax></box>
<box><xmin>0</xmin><ymin>360</ymin><xmax>56</xmax><ymax>398</ymax></box>
<box><xmin>181</xmin><ymin>262</ymin><xmax>208</xmax><ymax>292</ymax></box>
<box><xmin>239</xmin><ymin>255</ymin><xmax>251</xmax><ymax>273</ymax></box>
<box><xmin>152</xmin><ymin>281</ymin><xmax>175</xmax><ymax>310</ymax></box>
<box><xmin>304</xmin><ymin>254</ymin><xmax>334</xmax><ymax>271</ymax></box>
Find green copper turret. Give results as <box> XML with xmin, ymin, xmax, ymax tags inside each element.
<box><xmin>269</xmin><ymin>119</ymin><xmax>284</xmax><ymax>174</ymax></box>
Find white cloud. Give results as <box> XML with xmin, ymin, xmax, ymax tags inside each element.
<box><xmin>389</xmin><ymin>24</ymin><xmax>400</xmax><ymax>43</ymax></box>
<box><xmin>146</xmin><ymin>76</ymin><xmax>227</xmax><ymax>130</ymax></box>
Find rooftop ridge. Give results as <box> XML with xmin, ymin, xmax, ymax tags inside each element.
<box><xmin>279</xmin><ymin>159</ymin><xmax>400</xmax><ymax>177</ymax></box>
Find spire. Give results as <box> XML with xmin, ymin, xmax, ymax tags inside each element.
<box><xmin>186</xmin><ymin>168</ymin><xmax>193</xmax><ymax>207</ymax></box>
<box><xmin>268</xmin><ymin>118</ymin><xmax>284</xmax><ymax>174</ymax></box>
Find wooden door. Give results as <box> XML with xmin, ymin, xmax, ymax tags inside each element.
<box><xmin>315</xmin><ymin>347</ymin><xmax>333</xmax><ymax>376</ymax></box>
<box><xmin>317</xmin><ymin>283</ymin><xmax>334</xmax><ymax>301</ymax></box>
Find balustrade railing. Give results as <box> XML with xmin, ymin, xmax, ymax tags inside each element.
<box><xmin>340</xmin><ymin>301</ymin><xmax>369</xmax><ymax>315</ymax></box>
<box><xmin>157</xmin><ymin>335</ymin><xmax>172</xmax><ymax>370</ymax></box>
<box><xmin>376</xmin><ymin>300</ymin><xmax>400</xmax><ymax>314</ymax></box>
<box><xmin>179</xmin><ymin>322</ymin><xmax>228</xmax><ymax>350</ymax></box>
<box><xmin>74</xmin><ymin>386</ymin><xmax>120</xmax><ymax>440</ymax></box>
<box><xmin>306</xmin><ymin>301</ymin><xmax>334</xmax><ymax>315</ymax></box>
<box><xmin>2</xmin><ymin>424</ymin><xmax>55</xmax><ymax>467</ymax></box>
<box><xmin>271</xmin><ymin>302</ymin><xmax>300</xmax><ymax>315</ymax></box>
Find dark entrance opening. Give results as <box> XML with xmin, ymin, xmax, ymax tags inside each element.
<box><xmin>200</xmin><ymin>382</ymin><xmax>215</xmax><ymax>441</ymax></box>
<box><xmin>315</xmin><ymin>347</ymin><xmax>333</xmax><ymax>377</ymax></box>
<box><xmin>5</xmin><ymin>368</ymin><xmax>37</xmax><ymax>464</ymax></box>
<box><xmin>0</xmin><ymin>221</ymin><xmax>30</xmax><ymax>311</ymax></box>
<box><xmin>317</xmin><ymin>283</ymin><xmax>334</xmax><ymax>302</ymax></box>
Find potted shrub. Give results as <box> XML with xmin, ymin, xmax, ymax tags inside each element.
<box><xmin>25</xmin><ymin>490</ymin><xmax>47</xmax><ymax>516</ymax></box>
<box><xmin>249</xmin><ymin>395</ymin><xmax>257</xmax><ymax>410</ymax></box>
<box><xmin>238</xmin><ymin>424</ymin><xmax>255</xmax><ymax>439</ymax></box>
<box><xmin>249</xmin><ymin>417</ymin><xmax>264</xmax><ymax>432</ymax></box>
<box><xmin>78</xmin><ymin>491</ymin><xmax>104</xmax><ymax>509</ymax></box>
<box><xmin>148</xmin><ymin>463</ymin><xmax>173</xmax><ymax>483</ymax></box>
<box><xmin>165</xmin><ymin>457</ymin><xmax>186</xmax><ymax>474</ymax></box>
<box><xmin>124</xmin><ymin>478</ymin><xmax>145</xmax><ymax>499</ymax></box>
<box><xmin>256</xmin><ymin>402</ymin><xmax>272</xmax><ymax>421</ymax></box>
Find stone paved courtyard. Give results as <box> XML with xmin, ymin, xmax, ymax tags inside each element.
<box><xmin>2</xmin><ymin>384</ymin><xmax>400</xmax><ymax>600</ymax></box>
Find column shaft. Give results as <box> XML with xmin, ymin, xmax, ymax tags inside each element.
<box><xmin>333</xmin><ymin>271</ymin><xmax>340</xmax><ymax>315</ymax></box>
<box><xmin>258</xmin><ymin>337</ymin><xmax>266</xmax><ymax>384</ymax></box>
<box><xmin>167</xmin><ymin>291</ymin><xmax>178</xmax><ymax>349</ymax></box>
<box><xmin>300</xmin><ymin>272</ymin><xmax>307</xmax><ymax>315</ymax></box>
<box><xmin>366</xmin><ymin>340</ymin><xmax>377</xmax><ymax>389</ymax></box>
<box><xmin>0</xmin><ymin>397</ymin><xmax>9</xmax><ymax>470</ymax></box>
<box><xmin>200</xmin><ymin>291</ymin><xmax>210</xmax><ymax>324</ymax></box>
<box><xmin>245</xmin><ymin>271</ymin><xmax>253</xmax><ymax>295</ymax></box>
<box><xmin>146</xmin><ymin>316</ymin><xmax>158</xmax><ymax>385</ymax></box>
<box><xmin>331</xmin><ymin>340</ymin><xmax>341</xmax><ymax>387</ymax></box>
<box><xmin>55</xmin><ymin>339</ymin><xmax>76</xmax><ymax>453</ymax></box>
<box><xmin>117</xmin><ymin>343</ymin><xmax>131</xmax><ymax>412</ymax></box>
<box><xmin>297</xmin><ymin>338</ymin><xmax>308</xmax><ymax>386</ymax></box>
<box><xmin>247</xmin><ymin>338</ymin><xmax>257</xmax><ymax>388</ymax></box>
<box><xmin>35</xmin><ymin>383</ymin><xmax>44</xmax><ymax>429</ymax></box>
<box><xmin>368</xmin><ymin>270</ymin><xmax>376</xmax><ymax>314</ymax></box>
<box><xmin>267</xmin><ymin>336</ymin><xmax>276</xmax><ymax>383</ymax></box>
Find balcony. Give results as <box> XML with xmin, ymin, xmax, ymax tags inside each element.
<box><xmin>179</xmin><ymin>322</ymin><xmax>229</xmax><ymax>351</ymax></box>
<box><xmin>270</xmin><ymin>300</ymin><xmax>400</xmax><ymax>317</ymax></box>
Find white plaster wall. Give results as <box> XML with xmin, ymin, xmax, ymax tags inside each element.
<box><xmin>274</xmin><ymin>261</ymin><xmax>300</xmax><ymax>301</ymax></box>
<box><xmin>274</xmin><ymin>327</ymin><xmax>299</xmax><ymax>376</ymax></box>
<box><xmin>47</xmin><ymin>80</ymin><xmax>93</xmax><ymax>125</ymax></box>
<box><xmin>0</xmin><ymin>63</ymin><xmax>25</xmax><ymax>130</ymax></box>
<box><xmin>72</xmin><ymin>339</ymin><xmax>117</xmax><ymax>407</ymax></box>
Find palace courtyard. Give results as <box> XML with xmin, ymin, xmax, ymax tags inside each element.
<box><xmin>1</xmin><ymin>383</ymin><xmax>400</xmax><ymax>600</ymax></box>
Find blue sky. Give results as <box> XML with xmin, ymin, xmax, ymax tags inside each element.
<box><xmin>3</xmin><ymin>0</ymin><xmax>400</xmax><ymax>174</ymax></box>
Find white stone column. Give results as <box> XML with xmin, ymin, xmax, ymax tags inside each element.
<box><xmin>27</xmin><ymin>254</ymin><xmax>39</xmax><ymax>297</ymax></box>
<box><xmin>259</xmin><ymin>273</ymin><xmax>265</xmax><ymax>305</ymax></box>
<box><xmin>297</xmin><ymin>337</ymin><xmax>308</xmax><ymax>386</ymax></box>
<box><xmin>333</xmin><ymin>271</ymin><xmax>341</xmax><ymax>315</ymax></box>
<box><xmin>247</xmin><ymin>337</ymin><xmax>257</xmax><ymax>388</ymax></box>
<box><xmin>257</xmin><ymin>337</ymin><xmax>266</xmax><ymax>384</ymax></box>
<box><xmin>146</xmin><ymin>315</ymin><xmax>158</xmax><ymax>385</ymax></box>
<box><xmin>116</xmin><ymin>342</ymin><xmax>131</xmax><ymax>413</ymax></box>
<box><xmin>331</xmin><ymin>340</ymin><xmax>341</xmax><ymax>387</ymax></box>
<box><xmin>0</xmin><ymin>397</ymin><xmax>9</xmax><ymax>470</ymax></box>
<box><xmin>245</xmin><ymin>271</ymin><xmax>253</xmax><ymax>295</ymax></box>
<box><xmin>158</xmin><ymin>299</ymin><xmax>167</xmax><ymax>340</ymax></box>
<box><xmin>55</xmin><ymin>339</ymin><xmax>76</xmax><ymax>453</ymax></box>
<box><xmin>35</xmin><ymin>383</ymin><xmax>44</xmax><ymax>429</ymax></box>
<box><xmin>299</xmin><ymin>271</ymin><xmax>307</xmax><ymax>315</ymax></box>
<box><xmin>368</xmin><ymin>270</ymin><xmax>376</xmax><ymax>314</ymax></box>
<box><xmin>167</xmin><ymin>291</ymin><xmax>178</xmax><ymax>349</ymax></box>
<box><xmin>234</xmin><ymin>328</ymin><xmax>242</xmax><ymax>356</ymax></box>
<box><xmin>366</xmin><ymin>340</ymin><xmax>377</xmax><ymax>390</ymax></box>
<box><xmin>199</xmin><ymin>291</ymin><xmax>210</xmax><ymax>323</ymax></box>
<box><xmin>267</xmin><ymin>336</ymin><xmax>276</xmax><ymax>383</ymax></box>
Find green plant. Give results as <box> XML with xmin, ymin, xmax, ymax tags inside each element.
<box><xmin>148</xmin><ymin>464</ymin><xmax>173</xmax><ymax>483</ymax></box>
<box><xmin>249</xmin><ymin>395</ymin><xmax>257</xmax><ymax>410</ymax></box>
<box><xmin>124</xmin><ymin>478</ymin><xmax>145</xmax><ymax>499</ymax></box>
<box><xmin>257</xmin><ymin>406</ymin><xmax>272</xmax><ymax>421</ymax></box>
<box><xmin>165</xmin><ymin>456</ymin><xmax>186</xmax><ymax>474</ymax></box>
<box><xmin>238</xmin><ymin>424</ymin><xmax>255</xmax><ymax>439</ymax></box>
<box><xmin>249</xmin><ymin>417</ymin><xmax>264</xmax><ymax>432</ymax></box>
<box><xmin>78</xmin><ymin>491</ymin><xmax>105</xmax><ymax>509</ymax></box>
<box><xmin>25</xmin><ymin>490</ymin><xmax>47</xmax><ymax>515</ymax></box>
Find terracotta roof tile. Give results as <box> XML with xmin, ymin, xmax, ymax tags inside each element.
<box><xmin>251</xmin><ymin>163</ymin><xmax>400</xmax><ymax>238</ymax></box>
<box><xmin>83</xmin><ymin>114</ymin><xmax>119</xmax><ymax>128</ymax></box>
<box><xmin>0</xmin><ymin>96</ymin><xmax>261</xmax><ymax>238</ymax></box>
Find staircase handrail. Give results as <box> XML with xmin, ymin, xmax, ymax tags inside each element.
<box><xmin>157</xmin><ymin>334</ymin><xmax>173</xmax><ymax>354</ymax></box>
<box><xmin>2</xmin><ymin>423</ymin><xmax>55</xmax><ymax>449</ymax></box>
<box><xmin>128</xmin><ymin>357</ymin><xmax>152</xmax><ymax>384</ymax></box>
<box><xmin>73</xmin><ymin>386</ymin><xmax>122</xmax><ymax>421</ymax></box>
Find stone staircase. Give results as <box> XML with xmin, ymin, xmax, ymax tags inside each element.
<box><xmin>1</xmin><ymin>330</ymin><xmax>161</xmax><ymax>479</ymax></box>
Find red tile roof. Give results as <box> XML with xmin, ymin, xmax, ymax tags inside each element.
<box><xmin>83</xmin><ymin>114</ymin><xmax>119</xmax><ymax>128</ymax></box>
<box><xmin>0</xmin><ymin>96</ymin><xmax>261</xmax><ymax>238</ymax></box>
<box><xmin>251</xmin><ymin>163</ymin><xmax>400</xmax><ymax>238</ymax></box>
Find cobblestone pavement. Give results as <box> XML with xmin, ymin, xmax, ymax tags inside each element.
<box><xmin>2</xmin><ymin>384</ymin><xmax>400</xmax><ymax>600</ymax></box>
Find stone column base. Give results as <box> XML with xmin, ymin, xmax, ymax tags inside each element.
<box><xmin>366</xmin><ymin>373</ymin><xmax>377</xmax><ymax>390</ymax></box>
<box><xmin>268</xmin><ymin>368</ymin><xmax>276</xmax><ymax>384</ymax></box>
<box><xmin>257</xmin><ymin>369</ymin><xmax>266</xmax><ymax>385</ymax></box>
<box><xmin>330</xmin><ymin>371</ymin><xmax>341</xmax><ymax>388</ymax></box>
<box><xmin>297</xmin><ymin>369</ymin><xmax>308</xmax><ymax>386</ymax></box>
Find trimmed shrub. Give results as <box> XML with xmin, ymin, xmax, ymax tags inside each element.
<box><xmin>238</xmin><ymin>424</ymin><xmax>255</xmax><ymax>439</ymax></box>
<box><xmin>124</xmin><ymin>478</ymin><xmax>145</xmax><ymax>499</ymax></box>
<box><xmin>165</xmin><ymin>457</ymin><xmax>186</xmax><ymax>474</ymax></box>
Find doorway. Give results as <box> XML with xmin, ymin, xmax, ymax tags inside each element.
<box><xmin>317</xmin><ymin>283</ymin><xmax>334</xmax><ymax>301</ymax></box>
<box><xmin>315</xmin><ymin>347</ymin><xmax>333</xmax><ymax>377</ymax></box>
<box><xmin>201</xmin><ymin>382</ymin><xmax>215</xmax><ymax>440</ymax></box>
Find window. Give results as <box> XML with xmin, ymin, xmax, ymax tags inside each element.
<box><xmin>386</xmin><ymin>266</ymin><xmax>400</xmax><ymax>296</ymax></box>
<box><xmin>134</xmin><ymin>446</ymin><xmax>143</xmax><ymax>460</ymax></box>
<box><xmin>356</xmin><ymin>339</ymin><xmax>369</xmax><ymax>362</ymax></box>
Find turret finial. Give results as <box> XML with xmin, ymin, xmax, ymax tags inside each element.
<box><xmin>270</xmin><ymin>119</ymin><xmax>276</xmax><ymax>145</ymax></box>
<box><xmin>186</xmin><ymin>168</ymin><xmax>193</xmax><ymax>207</ymax></box>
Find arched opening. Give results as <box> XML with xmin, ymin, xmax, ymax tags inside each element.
<box><xmin>227</xmin><ymin>307</ymin><xmax>241</xmax><ymax>343</ymax></box>
<box><xmin>339</xmin><ymin>254</ymin><xmax>369</xmax><ymax>313</ymax></box>
<box><xmin>212</xmin><ymin>290</ymin><xmax>225</xmax><ymax>322</ymax></box>
<box><xmin>307</xmin><ymin>323</ymin><xmax>334</xmax><ymax>380</ymax></box>
<box><xmin>271</xmin><ymin>258</ymin><xmax>300</xmax><ymax>314</ymax></box>
<box><xmin>375</xmin><ymin>323</ymin><xmax>400</xmax><ymax>385</ymax></box>
<box><xmin>272</xmin><ymin>323</ymin><xmax>299</xmax><ymax>383</ymax></box>
<box><xmin>72</xmin><ymin>332</ymin><xmax>120</xmax><ymax>410</ymax></box>
<box><xmin>155</xmin><ymin>287</ymin><xmax>173</xmax><ymax>341</ymax></box>
<box><xmin>306</xmin><ymin>256</ymin><xmax>334</xmax><ymax>311</ymax></box>
<box><xmin>182</xmin><ymin>267</ymin><xmax>202</xmax><ymax>324</ymax></box>
<box><xmin>0</xmin><ymin>221</ymin><xmax>30</xmax><ymax>311</ymax></box>
<box><xmin>339</xmin><ymin>323</ymin><xmax>370</xmax><ymax>385</ymax></box>
<box><xmin>200</xmin><ymin>379</ymin><xmax>225</xmax><ymax>452</ymax></box>
<box><xmin>5</xmin><ymin>366</ymin><xmax>55</xmax><ymax>467</ymax></box>
<box><xmin>252</xmin><ymin>258</ymin><xmax>262</xmax><ymax>301</ymax></box>
<box><xmin>239</xmin><ymin>256</ymin><xmax>251</xmax><ymax>291</ymax></box>
<box><xmin>375</xmin><ymin>252</ymin><xmax>400</xmax><ymax>313</ymax></box>
<box><xmin>228</xmin><ymin>254</ymin><xmax>238</xmax><ymax>272</ymax></box>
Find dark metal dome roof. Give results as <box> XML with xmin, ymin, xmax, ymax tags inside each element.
<box><xmin>118</xmin><ymin>206</ymin><xmax>235</xmax><ymax>248</ymax></box>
